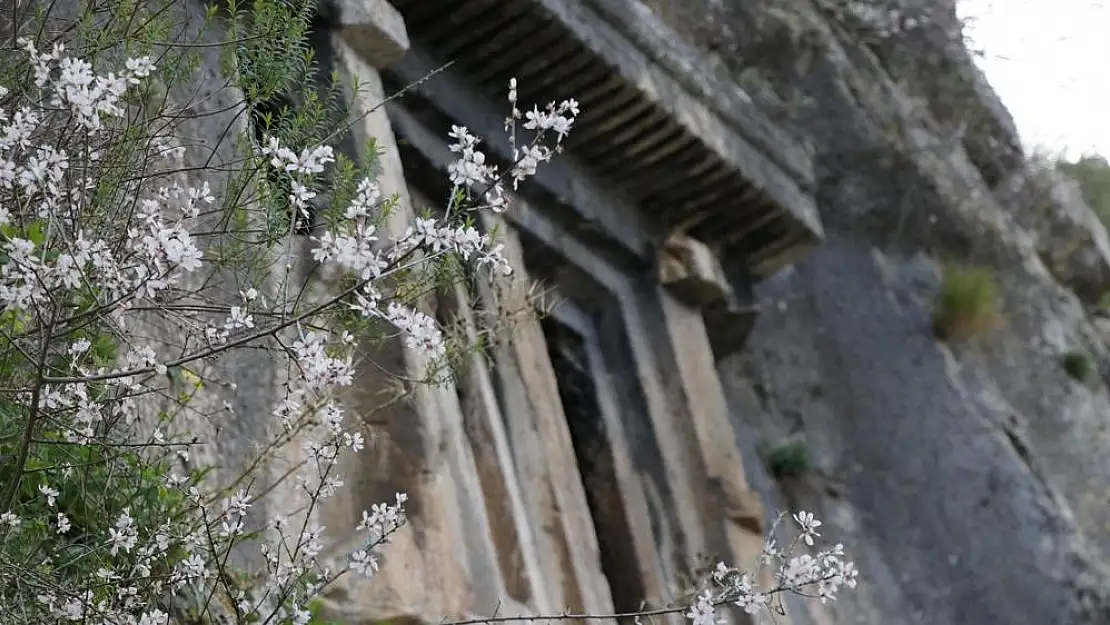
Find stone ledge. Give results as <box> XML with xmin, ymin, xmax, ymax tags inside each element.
<box><xmin>333</xmin><ymin>0</ymin><xmax>410</xmax><ymax>68</ymax></box>
<box><xmin>657</xmin><ymin>235</ymin><xmax>762</xmax><ymax>359</ymax></box>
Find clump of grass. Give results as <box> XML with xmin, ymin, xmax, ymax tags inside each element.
<box><xmin>761</xmin><ymin>440</ymin><xmax>811</xmax><ymax>480</ymax></box>
<box><xmin>1060</xmin><ymin>349</ymin><xmax>1094</xmax><ymax>383</ymax></box>
<box><xmin>932</xmin><ymin>262</ymin><xmax>1001</xmax><ymax>342</ymax></box>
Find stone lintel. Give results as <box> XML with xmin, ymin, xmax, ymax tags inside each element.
<box><xmin>393</xmin><ymin>95</ymin><xmax>764</xmax><ymax>361</ymax></box>
<box><xmin>333</xmin><ymin>0</ymin><xmax>410</xmax><ymax>68</ymax></box>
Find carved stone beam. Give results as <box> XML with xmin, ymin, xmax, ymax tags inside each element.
<box><xmin>657</xmin><ymin>232</ymin><xmax>732</xmax><ymax>309</ymax></box>
<box><xmin>333</xmin><ymin>0</ymin><xmax>410</xmax><ymax>68</ymax></box>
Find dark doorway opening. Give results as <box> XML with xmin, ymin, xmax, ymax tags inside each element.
<box><xmin>541</xmin><ymin>316</ymin><xmax>645</xmax><ymax>623</ymax></box>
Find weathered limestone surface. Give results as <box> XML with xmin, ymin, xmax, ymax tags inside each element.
<box><xmin>996</xmin><ymin>164</ymin><xmax>1110</xmax><ymax>305</ymax></box>
<box><xmin>643</xmin><ymin>1</ymin><xmax>1110</xmax><ymax>624</ymax></box>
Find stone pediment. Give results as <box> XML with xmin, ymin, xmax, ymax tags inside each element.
<box><xmin>377</xmin><ymin>0</ymin><xmax>825</xmax><ymax>279</ymax></box>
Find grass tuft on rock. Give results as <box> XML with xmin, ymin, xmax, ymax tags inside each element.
<box><xmin>762</xmin><ymin>440</ymin><xmax>811</xmax><ymax>480</ymax></box>
<box><xmin>932</xmin><ymin>262</ymin><xmax>1001</xmax><ymax>342</ymax></box>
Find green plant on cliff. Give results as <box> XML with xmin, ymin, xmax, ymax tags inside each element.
<box><xmin>1060</xmin><ymin>349</ymin><xmax>1094</xmax><ymax>383</ymax></box>
<box><xmin>932</xmin><ymin>262</ymin><xmax>1002</xmax><ymax>342</ymax></box>
<box><xmin>761</xmin><ymin>440</ymin><xmax>811</xmax><ymax>480</ymax></box>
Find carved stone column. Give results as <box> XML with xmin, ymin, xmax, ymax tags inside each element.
<box><xmin>308</xmin><ymin>4</ymin><xmax>513</xmax><ymax>623</ymax></box>
<box><xmin>656</xmin><ymin>234</ymin><xmax>768</xmax><ymax>578</ymax></box>
<box><xmin>474</xmin><ymin>212</ymin><xmax>618</xmax><ymax>625</ymax></box>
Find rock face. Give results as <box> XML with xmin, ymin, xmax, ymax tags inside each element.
<box><xmin>47</xmin><ymin>0</ymin><xmax>1110</xmax><ymax>624</ymax></box>
<box><xmin>642</xmin><ymin>0</ymin><xmax>1110</xmax><ymax>623</ymax></box>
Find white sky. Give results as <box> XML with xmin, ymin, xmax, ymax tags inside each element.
<box><xmin>957</xmin><ymin>0</ymin><xmax>1110</xmax><ymax>159</ymax></box>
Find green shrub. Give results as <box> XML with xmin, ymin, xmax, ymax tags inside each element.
<box><xmin>762</xmin><ymin>440</ymin><xmax>811</xmax><ymax>480</ymax></box>
<box><xmin>932</xmin><ymin>263</ymin><xmax>1001</xmax><ymax>342</ymax></box>
<box><xmin>1060</xmin><ymin>349</ymin><xmax>1094</xmax><ymax>383</ymax></box>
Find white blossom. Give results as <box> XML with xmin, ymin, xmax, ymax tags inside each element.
<box><xmin>794</xmin><ymin>510</ymin><xmax>822</xmax><ymax>546</ymax></box>
<box><xmin>38</xmin><ymin>483</ymin><xmax>59</xmax><ymax>507</ymax></box>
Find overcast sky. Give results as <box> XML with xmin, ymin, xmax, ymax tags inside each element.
<box><xmin>957</xmin><ymin>0</ymin><xmax>1110</xmax><ymax>159</ymax></box>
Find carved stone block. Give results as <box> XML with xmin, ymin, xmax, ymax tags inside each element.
<box><xmin>657</xmin><ymin>233</ymin><xmax>730</xmax><ymax>308</ymax></box>
<box><xmin>334</xmin><ymin>0</ymin><xmax>410</xmax><ymax>68</ymax></box>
